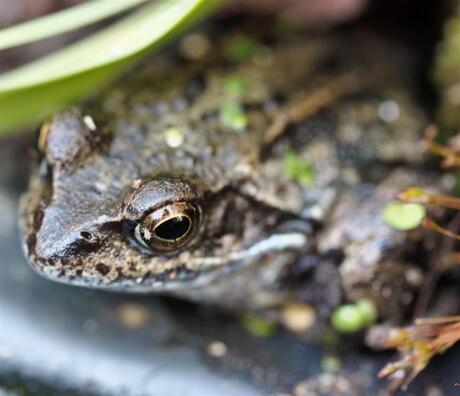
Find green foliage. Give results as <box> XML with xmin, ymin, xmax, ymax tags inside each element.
<box><xmin>382</xmin><ymin>202</ymin><xmax>426</xmax><ymax>231</ymax></box>
<box><xmin>283</xmin><ymin>149</ymin><xmax>315</xmax><ymax>186</ymax></box>
<box><xmin>331</xmin><ymin>304</ymin><xmax>364</xmax><ymax>333</ymax></box>
<box><xmin>0</xmin><ymin>0</ymin><xmax>147</xmax><ymax>50</ymax></box>
<box><xmin>0</xmin><ymin>0</ymin><xmax>225</xmax><ymax>134</ymax></box>
<box><xmin>164</xmin><ymin>127</ymin><xmax>185</xmax><ymax>148</ymax></box>
<box><xmin>224</xmin><ymin>75</ymin><xmax>249</xmax><ymax>96</ymax></box>
<box><xmin>219</xmin><ymin>102</ymin><xmax>248</xmax><ymax>130</ymax></box>
<box><xmin>321</xmin><ymin>355</ymin><xmax>342</xmax><ymax>373</ymax></box>
<box><xmin>331</xmin><ymin>299</ymin><xmax>378</xmax><ymax>333</ymax></box>
<box><xmin>356</xmin><ymin>298</ymin><xmax>378</xmax><ymax>325</ymax></box>
<box><xmin>224</xmin><ymin>34</ymin><xmax>260</xmax><ymax>62</ymax></box>
<box><xmin>241</xmin><ymin>314</ymin><xmax>277</xmax><ymax>337</ymax></box>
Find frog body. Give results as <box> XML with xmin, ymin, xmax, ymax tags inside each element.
<box><xmin>20</xmin><ymin>29</ymin><xmax>437</xmax><ymax>314</ymax></box>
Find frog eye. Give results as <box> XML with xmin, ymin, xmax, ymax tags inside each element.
<box><xmin>134</xmin><ymin>202</ymin><xmax>201</xmax><ymax>253</ymax></box>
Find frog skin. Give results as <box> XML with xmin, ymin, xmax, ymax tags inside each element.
<box><xmin>20</xmin><ymin>29</ymin><xmax>439</xmax><ymax>312</ymax></box>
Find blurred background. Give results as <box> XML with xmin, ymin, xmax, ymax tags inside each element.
<box><xmin>0</xmin><ymin>1</ymin><xmax>459</xmax><ymax>395</ymax></box>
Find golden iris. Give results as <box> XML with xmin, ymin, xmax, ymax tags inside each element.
<box><xmin>134</xmin><ymin>202</ymin><xmax>201</xmax><ymax>253</ymax></box>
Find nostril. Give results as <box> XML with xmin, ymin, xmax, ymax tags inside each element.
<box><xmin>80</xmin><ymin>231</ymin><xmax>96</xmax><ymax>242</ymax></box>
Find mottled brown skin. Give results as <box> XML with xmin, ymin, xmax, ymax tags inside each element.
<box><xmin>20</xmin><ymin>30</ymin><xmax>438</xmax><ymax>311</ymax></box>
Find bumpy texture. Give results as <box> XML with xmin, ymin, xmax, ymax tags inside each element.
<box><xmin>21</xmin><ymin>26</ymin><xmax>441</xmax><ymax>314</ymax></box>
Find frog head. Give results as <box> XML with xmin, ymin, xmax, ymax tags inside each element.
<box><xmin>20</xmin><ymin>109</ymin><xmax>309</xmax><ymax>299</ymax></box>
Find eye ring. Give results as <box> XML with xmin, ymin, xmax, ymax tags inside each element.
<box><xmin>134</xmin><ymin>201</ymin><xmax>201</xmax><ymax>253</ymax></box>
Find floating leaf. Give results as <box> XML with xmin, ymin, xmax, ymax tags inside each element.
<box><xmin>356</xmin><ymin>298</ymin><xmax>378</xmax><ymax>326</ymax></box>
<box><xmin>320</xmin><ymin>355</ymin><xmax>342</xmax><ymax>373</ymax></box>
<box><xmin>330</xmin><ymin>304</ymin><xmax>365</xmax><ymax>333</ymax></box>
<box><xmin>330</xmin><ymin>299</ymin><xmax>378</xmax><ymax>334</ymax></box>
<box><xmin>219</xmin><ymin>102</ymin><xmax>248</xmax><ymax>130</ymax></box>
<box><xmin>224</xmin><ymin>34</ymin><xmax>260</xmax><ymax>62</ymax></box>
<box><xmin>283</xmin><ymin>149</ymin><xmax>314</xmax><ymax>186</ymax></box>
<box><xmin>0</xmin><ymin>0</ymin><xmax>225</xmax><ymax>134</ymax></box>
<box><xmin>164</xmin><ymin>127</ymin><xmax>184</xmax><ymax>148</ymax></box>
<box><xmin>242</xmin><ymin>314</ymin><xmax>277</xmax><ymax>337</ymax></box>
<box><xmin>224</xmin><ymin>75</ymin><xmax>249</xmax><ymax>96</ymax></box>
<box><xmin>0</xmin><ymin>0</ymin><xmax>147</xmax><ymax>50</ymax></box>
<box><xmin>382</xmin><ymin>202</ymin><xmax>426</xmax><ymax>231</ymax></box>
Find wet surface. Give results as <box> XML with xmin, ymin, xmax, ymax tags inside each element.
<box><xmin>0</xmin><ymin>139</ymin><xmax>459</xmax><ymax>396</ymax></box>
<box><xmin>0</xmin><ymin>165</ymin><xmax>264</xmax><ymax>395</ymax></box>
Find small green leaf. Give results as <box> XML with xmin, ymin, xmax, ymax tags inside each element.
<box><xmin>0</xmin><ymin>0</ymin><xmax>148</xmax><ymax>50</ymax></box>
<box><xmin>321</xmin><ymin>355</ymin><xmax>342</xmax><ymax>373</ymax></box>
<box><xmin>164</xmin><ymin>127</ymin><xmax>184</xmax><ymax>147</ymax></box>
<box><xmin>382</xmin><ymin>202</ymin><xmax>426</xmax><ymax>231</ymax></box>
<box><xmin>331</xmin><ymin>299</ymin><xmax>378</xmax><ymax>334</ymax></box>
<box><xmin>0</xmin><ymin>0</ymin><xmax>226</xmax><ymax>134</ymax></box>
<box><xmin>355</xmin><ymin>299</ymin><xmax>378</xmax><ymax>326</ymax></box>
<box><xmin>242</xmin><ymin>314</ymin><xmax>277</xmax><ymax>337</ymax></box>
<box><xmin>224</xmin><ymin>75</ymin><xmax>249</xmax><ymax>96</ymax></box>
<box><xmin>224</xmin><ymin>34</ymin><xmax>260</xmax><ymax>62</ymax></box>
<box><xmin>219</xmin><ymin>102</ymin><xmax>248</xmax><ymax>130</ymax></box>
<box><xmin>283</xmin><ymin>149</ymin><xmax>314</xmax><ymax>187</ymax></box>
<box><xmin>330</xmin><ymin>304</ymin><xmax>365</xmax><ymax>333</ymax></box>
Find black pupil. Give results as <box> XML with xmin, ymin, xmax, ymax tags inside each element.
<box><xmin>154</xmin><ymin>216</ymin><xmax>191</xmax><ymax>241</ymax></box>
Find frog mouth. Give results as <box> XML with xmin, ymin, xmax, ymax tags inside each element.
<box><xmin>43</xmin><ymin>231</ymin><xmax>308</xmax><ymax>292</ymax></box>
<box><xmin>114</xmin><ymin>231</ymin><xmax>308</xmax><ymax>292</ymax></box>
<box><xmin>184</xmin><ymin>232</ymin><xmax>307</xmax><ymax>272</ymax></box>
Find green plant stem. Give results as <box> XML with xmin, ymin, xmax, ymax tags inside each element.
<box><xmin>0</xmin><ymin>0</ymin><xmax>148</xmax><ymax>50</ymax></box>
<box><xmin>0</xmin><ymin>0</ymin><xmax>226</xmax><ymax>134</ymax></box>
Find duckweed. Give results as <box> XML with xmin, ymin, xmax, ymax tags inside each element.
<box><xmin>224</xmin><ymin>76</ymin><xmax>249</xmax><ymax>96</ymax></box>
<box><xmin>219</xmin><ymin>102</ymin><xmax>248</xmax><ymax>130</ymax></box>
<box><xmin>225</xmin><ymin>34</ymin><xmax>260</xmax><ymax>62</ymax></box>
<box><xmin>164</xmin><ymin>127</ymin><xmax>185</xmax><ymax>148</ymax></box>
<box><xmin>242</xmin><ymin>314</ymin><xmax>277</xmax><ymax>337</ymax></box>
<box><xmin>382</xmin><ymin>202</ymin><xmax>426</xmax><ymax>231</ymax></box>
<box><xmin>331</xmin><ymin>299</ymin><xmax>378</xmax><ymax>333</ymax></box>
<box><xmin>283</xmin><ymin>149</ymin><xmax>314</xmax><ymax>187</ymax></box>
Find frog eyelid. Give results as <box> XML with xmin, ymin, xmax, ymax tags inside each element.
<box><xmin>137</xmin><ymin>199</ymin><xmax>199</xmax><ymax>221</ymax></box>
<box><xmin>134</xmin><ymin>223</ymin><xmax>151</xmax><ymax>249</ymax></box>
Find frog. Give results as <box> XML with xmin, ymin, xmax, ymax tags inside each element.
<box><xmin>19</xmin><ymin>27</ymin><xmax>441</xmax><ymax>316</ymax></box>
